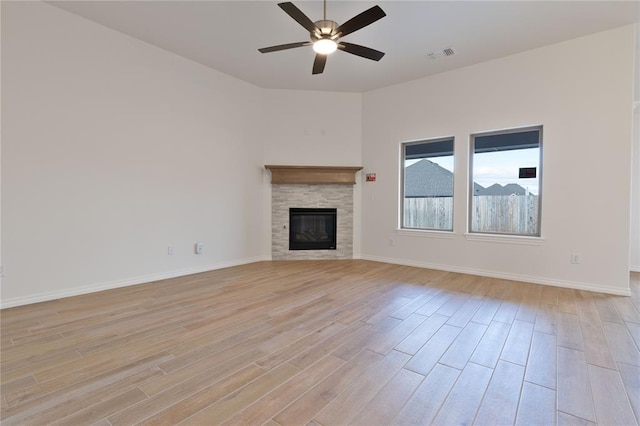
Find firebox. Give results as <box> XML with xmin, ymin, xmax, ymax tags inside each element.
<box><xmin>289</xmin><ymin>208</ymin><xmax>337</xmax><ymax>250</ymax></box>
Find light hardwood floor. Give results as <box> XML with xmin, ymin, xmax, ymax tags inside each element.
<box><xmin>1</xmin><ymin>260</ymin><xmax>639</xmax><ymax>425</ymax></box>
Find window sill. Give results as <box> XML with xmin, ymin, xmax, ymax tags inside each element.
<box><xmin>464</xmin><ymin>233</ymin><xmax>544</xmax><ymax>246</ymax></box>
<box><xmin>397</xmin><ymin>229</ymin><xmax>456</xmax><ymax>239</ymax></box>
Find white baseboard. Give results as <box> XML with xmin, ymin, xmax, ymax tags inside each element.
<box><xmin>360</xmin><ymin>255</ymin><xmax>632</xmax><ymax>296</ymax></box>
<box><xmin>1</xmin><ymin>256</ymin><xmax>270</xmax><ymax>309</ymax></box>
<box><xmin>3</xmin><ymin>254</ymin><xmax>632</xmax><ymax>309</ymax></box>
<box><xmin>631</xmin><ymin>264</ymin><xmax>640</xmax><ymax>273</ymax></box>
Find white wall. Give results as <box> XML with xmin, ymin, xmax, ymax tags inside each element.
<box><xmin>361</xmin><ymin>25</ymin><xmax>636</xmax><ymax>295</ymax></box>
<box><xmin>1</xmin><ymin>1</ymin><xmax>269</xmax><ymax>307</ymax></box>
<box><xmin>631</xmin><ymin>24</ymin><xmax>640</xmax><ymax>272</ymax></box>
<box><xmin>262</xmin><ymin>89</ymin><xmax>362</xmax><ymax>167</ymax></box>
<box><xmin>0</xmin><ymin>0</ymin><xmax>3</xmax><ymax>293</ymax></box>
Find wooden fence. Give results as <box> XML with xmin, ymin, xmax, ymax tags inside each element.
<box><xmin>404</xmin><ymin>195</ymin><xmax>539</xmax><ymax>235</ymax></box>
<box><xmin>404</xmin><ymin>197</ymin><xmax>453</xmax><ymax>230</ymax></box>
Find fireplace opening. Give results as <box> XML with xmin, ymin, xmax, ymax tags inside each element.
<box><xmin>289</xmin><ymin>208</ymin><xmax>337</xmax><ymax>250</ymax></box>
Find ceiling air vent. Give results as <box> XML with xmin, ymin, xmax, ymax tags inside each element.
<box><xmin>426</xmin><ymin>47</ymin><xmax>455</xmax><ymax>60</ymax></box>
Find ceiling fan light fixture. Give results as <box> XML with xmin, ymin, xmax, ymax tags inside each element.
<box><xmin>313</xmin><ymin>38</ymin><xmax>338</xmax><ymax>55</ymax></box>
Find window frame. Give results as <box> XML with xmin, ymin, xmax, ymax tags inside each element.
<box><xmin>400</xmin><ymin>136</ymin><xmax>456</xmax><ymax>232</ymax></box>
<box><xmin>468</xmin><ymin>125</ymin><xmax>543</xmax><ymax>237</ymax></box>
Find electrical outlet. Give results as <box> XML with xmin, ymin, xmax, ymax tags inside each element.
<box><xmin>571</xmin><ymin>252</ymin><xmax>581</xmax><ymax>264</ymax></box>
<box><xmin>168</xmin><ymin>245</ymin><xmax>174</xmax><ymax>255</ymax></box>
<box><xmin>388</xmin><ymin>238</ymin><xmax>395</xmax><ymax>247</ymax></box>
<box><xmin>195</xmin><ymin>242</ymin><xmax>204</xmax><ymax>255</ymax></box>
<box><xmin>0</xmin><ymin>265</ymin><xmax>4</xmax><ymax>278</ymax></box>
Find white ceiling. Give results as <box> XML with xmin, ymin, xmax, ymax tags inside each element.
<box><xmin>49</xmin><ymin>1</ymin><xmax>639</xmax><ymax>93</ymax></box>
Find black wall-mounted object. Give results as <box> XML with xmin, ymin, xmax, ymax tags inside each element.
<box><xmin>519</xmin><ymin>167</ymin><xmax>537</xmax><ymax>179</ymax></box>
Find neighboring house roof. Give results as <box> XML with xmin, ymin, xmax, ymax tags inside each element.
<box><xmin>405</xmin><ymin>159</ymin><xmax>454</xmax><ymax>197</ymax></box>
<box><xmin>406</xmin><ymin>159</ymin><xmax>528</xmax><ymax>197</ymax></box>
<box><xmin>476</xmin><ymin>183</ymin><xmax>528</xmax><ymax>196</ymax></box>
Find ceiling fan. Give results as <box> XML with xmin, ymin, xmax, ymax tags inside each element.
<box><xmin>258</xmin><ymin>1</ymin><xmax>386</xmax><ymax>75</ymax></box>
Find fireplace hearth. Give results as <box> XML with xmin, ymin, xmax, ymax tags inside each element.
<box><xmin>289</xmin><ymin>208</ymin><xmax>337</xmax><ymax>250</ymax></box>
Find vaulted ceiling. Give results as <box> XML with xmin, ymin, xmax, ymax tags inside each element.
<box><xmin>50</xmin><ymin>1</ymin><xmax>639</xmax><ymax>93</ymax></box>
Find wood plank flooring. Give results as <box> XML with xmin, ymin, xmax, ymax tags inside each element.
<box><xmin>1</xmin><ymin>260</ymin><xmax>639</xmax><ymax>425</ymax></box>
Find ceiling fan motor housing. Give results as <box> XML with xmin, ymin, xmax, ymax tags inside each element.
<box><xmin>311</xmin><ymin>20</ymin><xmax>339</xmax><ymax>42</ymax></box>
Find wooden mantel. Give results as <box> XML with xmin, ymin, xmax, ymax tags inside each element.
<box><xmin>265</xmin><ymin>165</ymin><xmax>363</xmax><ymax>185</ymax></box>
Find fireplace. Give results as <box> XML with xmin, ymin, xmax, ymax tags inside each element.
<box><xmin>289</xmin><ymin>208</ymin><xmax>337</xmax><ymax>250</ymax></box>
<box><xmin>266</xmin><ymin>165</ymin><xmax>361</xmax><ymax>259</ymax></box>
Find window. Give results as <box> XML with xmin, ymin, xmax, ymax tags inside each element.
<box><xmin>469</xmin><ymin>126</ymin><xmax>542</xmax><ymax>236</ymax></box>
<box><xmin>401</xmin><ymin>137</ymin><xmax>455</xmax><ymax>231</ymax></box>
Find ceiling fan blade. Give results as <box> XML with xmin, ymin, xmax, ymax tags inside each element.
<box><xmin>312</xmin><ymin>54</ymin><xmax>327</xmax><ymax>75</ymax></box>
<box><xmin>258</xmin><ymin>42</ymin><xmax>311</xmax><ymax>53</ymax></box>
<box><xmin>339</xmin><ymin>42</ymin><xmax>385</xmax><ymax>61</ymax></box>
<box><xmin>334</xmin><ymin>5</ymin><xmax>386</xmax><ymax>38</ymax></box>
<box><xmin>278</xmin><ymin>2</ymin><xmax>319</xmax><ymax>33</ymax></box>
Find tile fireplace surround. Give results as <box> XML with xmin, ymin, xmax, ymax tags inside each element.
<box><xmin>265</xmin><ymin>166</ymin><xmax>362</xmax><ymax>260</ymax></box>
